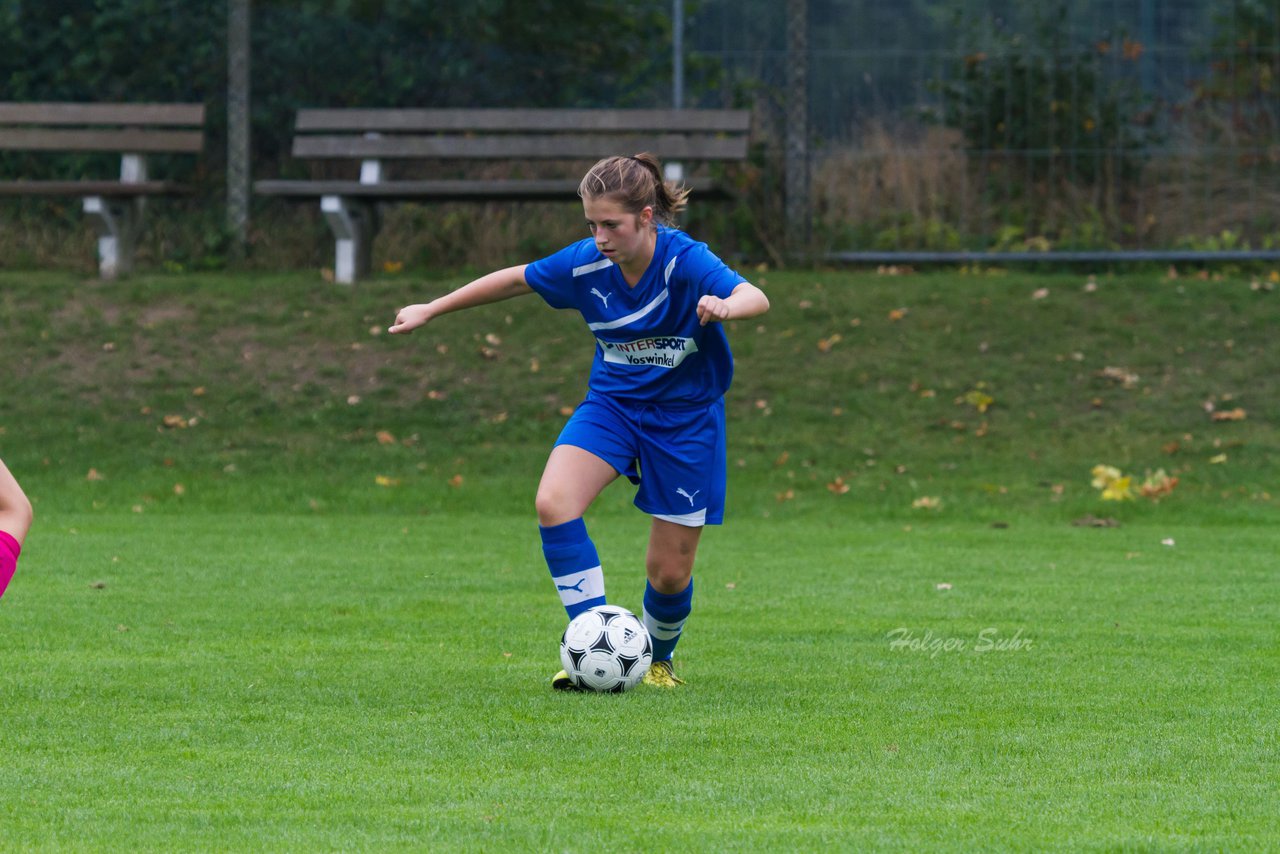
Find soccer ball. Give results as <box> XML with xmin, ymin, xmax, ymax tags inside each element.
<box><xmin>560</xmin><ymin>605</ymin><xmax>653</xmax><ymax>693</ymax></box>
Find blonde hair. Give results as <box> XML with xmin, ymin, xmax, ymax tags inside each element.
<box><xmin>577</xmin><ymin>153</ymin><xmax>690</xmax><ymax>226</ymax></box>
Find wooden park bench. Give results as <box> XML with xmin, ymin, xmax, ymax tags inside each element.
<box><xmin>254</xmin><ymin>108</ymin><xmax>751</xmax><ymax>283</ymax></box>
<box><xmin>0</xmin><ymin>102</ymin><xmax>205</xmax><ymax>278</ymax></box>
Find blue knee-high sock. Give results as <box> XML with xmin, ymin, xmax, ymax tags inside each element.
<box><xmin>643</xmin><ymin>578</ymin><xmax>693</xmax><ymax>662</ymax></box>
<box><xmin>539</xmin><ymin>518</ymin><xmax>606</xmax><ymax>619</ymax></box>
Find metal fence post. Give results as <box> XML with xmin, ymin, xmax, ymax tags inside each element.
<box><xmin>227</xmin><ymin>0</ymin><xmax>251</xmax><ymax>260</ymax></box>
<box><xmin>785</xmin><ymin>0</ymin><xmax>810</xmax><ymax>258</ymax></box>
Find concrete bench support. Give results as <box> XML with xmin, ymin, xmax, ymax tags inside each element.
<box><xmin>82</xmin><ymin>155</ymin><xmax>147</xmax><ymax>279</ymax></box>
<box><xmin>321</xmin><ymin>194</ymin><xmax>376</xmax><ymax>285</ymax></box>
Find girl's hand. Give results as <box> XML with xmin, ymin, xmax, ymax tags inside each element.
<box><xmin>696</xmin><ymin>295</ymin><xmax>731</xmax><ymax>326</ymax></box>
<box><xmin>389</xmin><ymin>304</ymin><xmax>433</xmax><ymax>334</ymax></box>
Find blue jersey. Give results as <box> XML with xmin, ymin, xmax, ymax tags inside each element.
<box><xmin>524</xmin><ymin>226</ymin><xmax>745</xmax><ymax>407</ymax></box>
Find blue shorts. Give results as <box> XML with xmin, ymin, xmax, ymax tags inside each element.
<box><xmin>555</xmin><ymin>392</ymin><xmax>727</xmax><ymax>526</ymax></box>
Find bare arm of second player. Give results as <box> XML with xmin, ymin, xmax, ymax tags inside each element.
<box><xmin>0</xmin><ymin>457</ymin><xmax>33</xmax><ymax>545</ymax></box>
<box><xmin>389</xmin><ymin>265</ymin><xmax>533</xmax><ymax>334</ymax></box>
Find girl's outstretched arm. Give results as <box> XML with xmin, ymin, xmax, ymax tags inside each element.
<box><xmin>0</xmin><ymin>458</ymin><xmax>33</xmax><ymax>545</ymax></box>
<box><xmin>389</xmin><ymin>265</ymin><xmax>533</xmax><ymax>334</ymax></box>
<box><xmin>696</xmin><ymin>281</ymin><xmax>770</xmax><ymax>326</ymax></box>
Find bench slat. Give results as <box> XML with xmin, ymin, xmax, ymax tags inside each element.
<box><xmin>296</xmin><ymin>108</ymin><xmax>750</xmax><ymax>134</ymax></box>
<box><xmin>293</xmin><ymin>133</ymin><xmax>748</xmax><ymax>161</ymax></box>
<box><xmin>254</xmin><ymin>176</ymin><xmax>730</xmax><ymax>201</ymax></box>
<box><xmin>0</xmin><ymin>180</ymin><xmax>190</xmax><ymax>197</ymax></box>
<box><xmin>0</xmin><ymin>102</ymin><xmax>205</xmax><ymax>126</ymax></box>
<box><xmin>0</xmin><ymin>128</ymin><xmax>204</xmax><ymax>153</ymax></box>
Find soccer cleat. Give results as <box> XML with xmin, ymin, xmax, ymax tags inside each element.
<box><xmin>551</xmin><ymin>669</ymin><xmax>582</xmax><ymax>692</ymax></box>
<box><xmin>642</xmin><ymin>658</ymin><xmax>686</xmax><ymax>688</ymax></box>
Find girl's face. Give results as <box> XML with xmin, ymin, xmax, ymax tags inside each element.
<box><xmin>583</xmin><ymin>196</ymin><xmax>654</xmax><ymax>270</ymax></box>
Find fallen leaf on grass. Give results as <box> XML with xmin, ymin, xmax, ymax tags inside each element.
<box><xmin>1138</xmin><ymin>469</ymin><xmax>1178</xmax><ymax>499</ymax></box>
<box><xmin>375</xmin><ymin>475</ymin><xmax>401</xmax><ymax>487</ymax></box>
<box><xmin>912</xmin><ymin>496</ymin><xmax>942</xmax><ymax>510</ymax></box>
<box><xmin>1161</xmin><ymin>538</ymin><xmax>1176</xmax><ymax>547</ymax></box>
<box><xmin>887</xmin><ymin>307</ymin><xmax>909</xmax><ymax>321</ymax></box>
<box><xmin>935</xmin><ymin>582</ymin><xmax>953</xmax><ymax>590</ymax></box>
<box><xmin>1210</xmin><ymin>407</ymin><xmax>1247</xmax><ymax>422</ymax></box>
<box><xmin>1101</xmin><ymin>476</ymin><xmax>1133</xmax><ymax>501</ymax></box>
<box><xmin>86</xmin><ymin>468</ymin><xmax>105</xmax><ymax>481</ymax></box>
<box><xmin>817</xmin><ymin>334</ymin><xmax>842</xmax><ymax>353</ymax></box>
<box><xmin>958</xmin><ymin>388</ymin><xmax>994</xmax><ymax>413</ymax></box>
<box><xmin>1072</xmin><ymin>515</ymin><xmax>1120</xmax><ymax>527</ymax></box>
<box><xmin>1209</xmin><ymin>453</ymin><xmax>1228</xmax><ymax>464</ymax></box>
<box><xmin>376</xmin><ymin>430</ymin><xmax>397</xmax><ymax>445</ymax></box>
<box><xmin>448</xmin><ymin>474</ymin><xmax>465</xmax><ymax>488</ymax></box>
<box><xmin>1090</xmin><ymin>468</ymin><xmax>1131</xmax><ymax>501</ymax></box>
<box><xmin>826</xmin><ymin>477</ymin><xmax>850</xmax><ymax>495</ymax></box>
<box><xmin>1097</xmin><ymin>366</ymin><xmax>1140</xmax><ymax>388</ymax></box>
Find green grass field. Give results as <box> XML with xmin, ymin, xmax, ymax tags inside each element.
<box><xmin>1</xmin><ymin>267</ymin><xmax>1277</xmax><ymax>850</ymax></box>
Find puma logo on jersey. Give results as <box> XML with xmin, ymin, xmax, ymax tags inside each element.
<box><xmin>676</xmin><ymin>487</ymin><xmax>701</xmax><ymax>506</ymax></box>
<box><xmin>590</xmin><ymin>288</ymin><xmax>611</xmax><ymax>307</ymax></box>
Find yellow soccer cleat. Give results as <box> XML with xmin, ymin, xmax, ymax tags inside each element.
<box><xmin>642</xmin><ymin>659</ymin><xmax>686</xmax><ymax>688</ymax></box>
<box><xmin>552</xmin><ymin>669</ymin><xmax>582</xmax><ymax>692</ymax></box>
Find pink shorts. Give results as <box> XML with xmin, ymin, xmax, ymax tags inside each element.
<box><xmin>0</xmin><ymin>529</ymin><xmax>20</xmax><ymax>600</ymax></box>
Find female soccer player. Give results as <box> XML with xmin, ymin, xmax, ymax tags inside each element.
<box><xmin>389</xmin><ymin>153</ymin><xmax>769</xmax><ymax>689</ymax></box>
<box><xmin>0</xmin><ymin>457</ymin><xmax>34</xmax><ymax>601</ymax></box>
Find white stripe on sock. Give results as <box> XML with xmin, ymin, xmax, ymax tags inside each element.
<box><xmin>554</xmin><ymin>565</ymin><xmax>605</xmax><ymax>609</ymax></box>
<box><xmin>643</xmin><ymin>608</ymin><xmax>687</xmax><ymax>640</ymax></box>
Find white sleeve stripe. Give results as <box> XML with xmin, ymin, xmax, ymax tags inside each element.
<box><xmin>663</xmin><ymin>255</ymin><xmax>678</xmax><ymax>283</ymax></box>
<box><xmin>573</xmin><ymin>258</ymin><xmax>614</xmax><ymax>277</ymax></box>
<box><xmin>586</xmin><ymin>288</ymin><xmax>669</xmax><ymax>331</ymax></box>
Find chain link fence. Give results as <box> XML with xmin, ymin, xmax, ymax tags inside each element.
<box><xmin>685</xmin><ymin>0</ymin><xmax>1280</xmax><ymax>261</ymax></box>
<box><xmin>1</xmin><ymin>1</ymin><xmax>1276</xmax><ymax>267</ymax></box>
